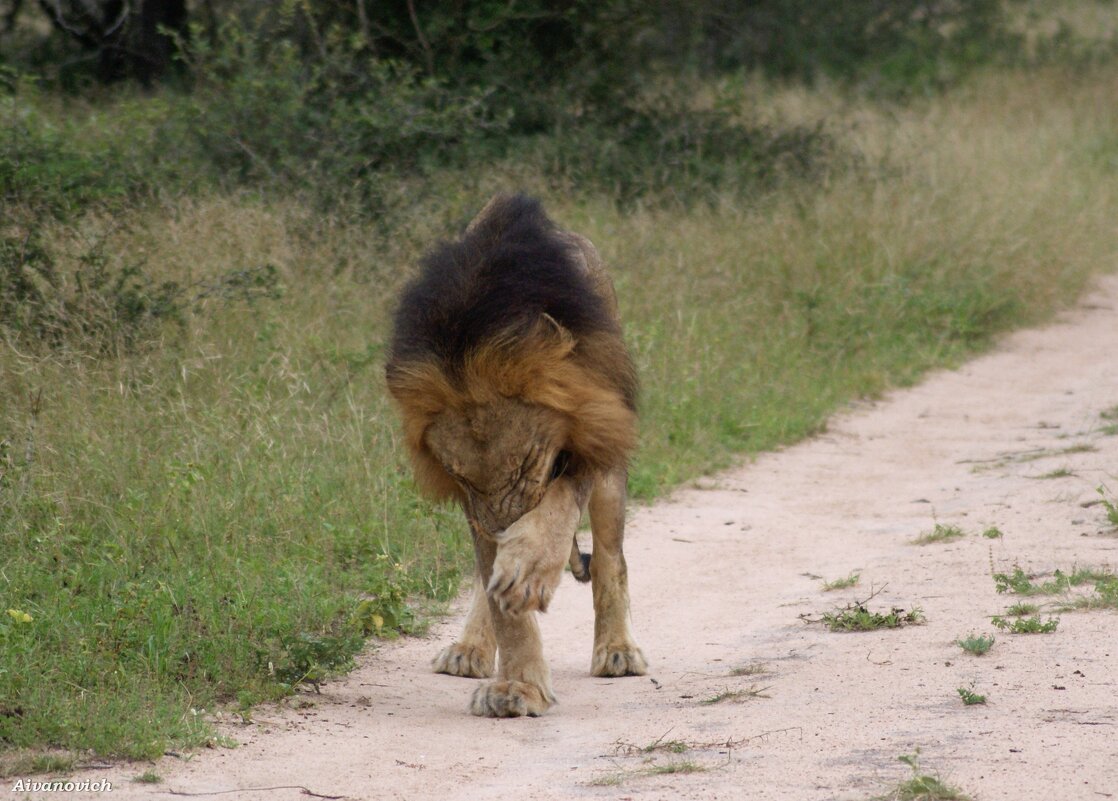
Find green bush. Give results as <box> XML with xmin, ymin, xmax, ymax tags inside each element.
<box><xmin>0</xmin><ymin>226</ymin><xmax>280</xmax><ymax>353</ymax></box>
<box><xmin>172</xmin><ymin>22</ymin><xmax>507</xmax><ymax>196</ymax></box>
<box><xmin>532</xmin><ymin>101</ymin><xmax>830</xmax><ymax>208</ymax></box>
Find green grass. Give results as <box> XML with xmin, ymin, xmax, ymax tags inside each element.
<box><xmin>956</xmin><ymin>633</ymin><xmax>995</xmax><ymax>656</ymax></box>
<box><xmin>6</xmin><ymin>55</ymin><xmax>1118</xmax><ymax>761</ymax></box>
<box><xmin>981</xmin><ymin>526</ymin><xmax>1004</xmax><ymax>539</ymax></box>
<box><xmin>993</xmin><ymin>566</ymin><xmax>1114</xmax><ymax>596</ymax></box>
<box><xmin>590</xmin><ymin>759</ymin><xmax>708</xmax><ymax>786</ymax></box>
<box><xmin>700</xmin><ymin>686</ymin><xmax>770</xmax><ymax>705</ymax></box>
<box><xmin>729</xmin><ymin>662</ymin><xmax>769</xmax><ymax>677</ymax></box>
<box><xmin>1032</xmin><ymin>467</ymin><xmax>1074</xmax><ymax>479</ymax></box>
<box><xmin>648</xmin><ymin>761</ymin><xmax>706</xmax><ymax>776</ymax></box>
<box><xmin>822</xmin><ymin>572</ymin><xmax>862</xmax><ymax>591</ymax></box>
<box><xmin>820</xmin><ymin>605</ymin><xmax>925</xmax><ymax>632</ymax></box>
<box><xmin>875</xmin><ymin>752</ymin><xmax>972</xmax><ymax>801</ymax></box>
<box><xmin>1055</xmin><ymin>574</ymin><xmax>1118</xmax><ymax>611</ymax></box>
<box><xmin>1098</xmin><ymin>486</ymin><xmax>1118</xmax><ymax>527</ymax></box>
<box><xmin>991</xmin><ymin>615</ymin><xmax>1060</xmax><ymax>633</ymax></box>
<box><xmin>912</xmin><ymin>524</ymin><xmax>965</xmax><ymax>545</ymax></box>
<box><xmin>133</xmin><ymin>771</ymin><xmax>163</xmax><ymax>784</ymax></box>
<box><xmin>0</xmin><ymin>751</ymin><xmax>75</xmax><ymax>778</ymax></box>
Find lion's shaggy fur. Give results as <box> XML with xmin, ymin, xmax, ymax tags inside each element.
<box><xmin>385</xmin><ymin>194</ymin><xmax>638</xmax><ymax>501</ymax></box>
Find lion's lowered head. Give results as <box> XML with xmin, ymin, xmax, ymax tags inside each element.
<box><xmin>385</xmin><ymin>194</ymin><xmax>637</xmax><ymax>535</ymax></box>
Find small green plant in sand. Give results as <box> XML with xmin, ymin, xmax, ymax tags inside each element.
<box><xmin>1032</xmin><ymin>468</ymin><xmax>1074</xmax><ymax>479</ymax></box>
<box><xmin>809</xmin><ymin>585</ymin><xmax>925</xmax><ymax>631</ymax></box>
<box><xmin>991</xmin><ymin>615</ymin><xmax>1059</xmax><ymax>634</ymax></box>
<box><xmin>821</xmin><ymin>605</ymin><xmax>925</xmax><ymax>632</ymax></box>
<box><xmin>1056</xmin><ymin>573</ymin><xmax>1118</xmax><ymax>611</ymax></box>
<box><xmin>649</xmin><ymin>761</ymin><xmax>706</xmax><ymax>776</ymax></box>
<box><xmin>701</xmin><ymin>685</ymin><xmax>771</xmax><ymax>705</ymax></box>
<box><xmin>1004</xmin><ymin>602</ymin><xmax>1040</xmax><ymax>616</ymax></box>
<box><xmin>993</xmin><ymin>565</ymin><xmax>1114</xmax><ymax>596</ymax></box>
<box><xmin>873</xmin><ymin>751</ymin><xmax>972</xmax><ymax>801</ymax></box>
<box><xmin>590</xmin><ymin>759</ymin><xmax>707</xmax><ymax>786</ymax></box>
<box><xmin>730</xmin><ymin>662</ymin><xmax>769</xmax><ymax>677</ymax></box>
<box><xmin>822</xmin><ymin>572</ymin><xmax>862</xmax><ymax>591</ymax></box>
<box><xmin>981</xmin><ymin>526</ymin><xmax>1004</xmax><ymax>539</ymax></box>
<box><xmin>133</xmin><ymin>772</ymin><xmax>163</xmax><ymax>784</ymax></box>
<box><xmin>912</xmin><ymin>524</ymin><xmax>965</xmax><ymax>545</ymax></box>
<box><xmin>956</xmin><ymin>633</ymin><xmax>995</xmax><ymax>656</ymax></box>
<box><xmin>1099</xmin><ymin>406</ymin><xmax>1118</xmax><ymax>435</ymax></box>
<box><xmin>1097</xmin><ymin>486</ymin><xmax>1118</xmax><ymax>527</ymax></box>
<box><xmin>956</xmin><ymin>686</ymin><xmax>987</xmax><ymax>706</ymax></box>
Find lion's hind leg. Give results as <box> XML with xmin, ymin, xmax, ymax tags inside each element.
<box><xmin>588</xmin><ymin>467</ymin><xmax>647</xmax><ymax>677</ymax></box>
<box><xmin>432</xmin><ymin>573</ymin><xmax>496</xmax><ymax>678</ymax></box>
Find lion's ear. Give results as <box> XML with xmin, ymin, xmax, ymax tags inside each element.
<box><xmin>539</xmin><ymin>312</ymin><xmax>574</xmax><ymax>345</ymax></box>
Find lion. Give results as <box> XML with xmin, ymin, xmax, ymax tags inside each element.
<box><xmin>385</xmin><ymin>193</ymin><xmax>647</xmax><ymax>717</ymax></box>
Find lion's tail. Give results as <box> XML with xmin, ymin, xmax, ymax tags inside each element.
<box><xmin>568</xmin><ymin>537</ymin><xmax>592</xmax><ymax>583</ymax></box>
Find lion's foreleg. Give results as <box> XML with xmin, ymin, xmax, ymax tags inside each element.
<box><xmin>432</xmin><ymin>572</ymin><xmax>496</xmax><ymax>678</ymax></box>
<box><xmin>468</xmin><ymin>535</ymin><xmax>555</xmax><ymax>717</ymax></box>
<box><xmin>468</xmin><ymin>477</ymin><xmax>586</xmax><ymax>717</ymax></box>
<box><xmin>485</xmin><ymin>476</ymin><xmax>587</xmax><ymax>617</ymax></box>
<box><xmin>588</xmin><ymin>467</ymin><xmax>647</xmax><ymax>677</ymax></box>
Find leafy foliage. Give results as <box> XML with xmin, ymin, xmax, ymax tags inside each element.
<box><xmin>956</xmin><ymin>634</ymin><xmax>995</xmax><ymax>656</ymax></box>
<box><xmin>820</xmin><ymin>605</ymin><xmax>925</xmax><ymax>632</ymax></box>
<box><xmin>956</xmin><ymin>686</ymin><xmax>987</xmax><ymax>706</ymax></box>
<box><xmin>991</xmin><ymin>615</ymin><xmax>1059</xmax><ymax>634</ymax></box>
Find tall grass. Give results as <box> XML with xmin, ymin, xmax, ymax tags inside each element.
<box><xmin>3</xmin><ymin>63</ymin><xmax>1118</xmax><ymax>761</ymax></box>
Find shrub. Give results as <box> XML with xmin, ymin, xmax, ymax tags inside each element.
<box><xmin>0</xmin><ymin>226</ymin><xmax>279</xmax><ymax>353</ymax></box>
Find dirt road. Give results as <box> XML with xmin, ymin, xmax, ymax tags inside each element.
<box><xmin>47</xmin><ymin>275</ymin><xmax>1118</xmax><ymax>801</ymax></box>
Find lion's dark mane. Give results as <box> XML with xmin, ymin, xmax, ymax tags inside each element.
<box><xmin>388</xmin><ymin>194</ymin><xmax>619</xmax><ymax>375</ymax></box>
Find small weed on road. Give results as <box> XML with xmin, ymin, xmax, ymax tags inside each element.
<box><xmin>913</xmin><ymin>524</ymin><xmax>965</xmax><ymax>545</ymax></box>
<box><xmin>730</xmin><ymin>662</ymin><xmax>769</xmax><ymax>677</ymax></box>
<box><xmin>701</xmin><ymin>686</ymin><xmax>771</xmax><ymax>705</ymax></box>
<box><xmin>956</xmin><ymin>686</ymin><xmax>987</xmax><ymax>706</ymax></box>
<box><xmin>822</xmin><ymin>572</ymin><xmax>862</xmax><ymax>591</ymax></box>
<box><xmin>1097</xmin><ymin>486</ymin><xmax>1118</xmax><ymax>527</ymax></box>
<box><xmin>956</xmin><ymin>634</ymin><xmax>995</xmax><ymax>656</ymax></box>
<box><xmin>873</xmin><ymin>751</ymin><xmax>972</xmax><ymax>801</ymax></box>
<box><xmin>821</xmin><ymin>605</ymin><xmax>924</xmax><ymax>632</ymax></box>
<box><xmin>992</xmin><ymin>615</ymin><xmax>1059</xmax><ymax>633</ymax></box>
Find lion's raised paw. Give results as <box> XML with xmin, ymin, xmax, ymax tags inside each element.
<box><xmin>469</xmin><ymin>680</ymin><xmax>555</xmax><ymax>718</ymax></box>
<box><xmin>487</xmin><ymin>537</ymin><xmax>565</xmax><ymax>617</ymax></box>
<box><xmin>432</xmin><ymin>642</ymin><xmax>494</xmax><ymax>678</ymax></box>
<box><xmin>591</xmin><ymin>644</ymin><xmax>648</xmax><ymax>677</ymax></box>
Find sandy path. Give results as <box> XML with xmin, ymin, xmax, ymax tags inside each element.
<box><xmin>43</xmin><ymin>276</ymin><xmax>1118</xmax><ymax>801</ymax></box>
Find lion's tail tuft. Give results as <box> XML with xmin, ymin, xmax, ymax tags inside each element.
<box><xmin>568</xmin><ymin>537</ymin><xmax>592</xmax><ymax>583</ymax></box>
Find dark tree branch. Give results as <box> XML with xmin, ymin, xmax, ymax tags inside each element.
<box><xmin>2</xmin><ymin>0</ymin><xmax>26</xmax><ymax>34</ymax></box>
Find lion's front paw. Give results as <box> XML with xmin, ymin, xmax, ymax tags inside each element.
<box><xmin>432</xmin><ymin>642</ymin><xmax>495</xmax><ymax>678</ymax></box>
<box><xmin>591</xmin><ymin>644</ymin><xmax>648</xmax><ymax>677</ymax></box>
<box><xmin>486</xmin><ymin>538</ymin><xmax>565</xmax><ymax>616</ymax></box>
<box><xmin>469</xmin><ymin>680</ymin><xmax>555</xmax><ymax>718</ymax></box>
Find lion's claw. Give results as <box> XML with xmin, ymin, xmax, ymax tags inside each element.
<box><xmin>591</xmin><ymin>644</ymin><xmax>648</xmax><ymax>677</ymax></box>
<box><xmin>469</xmin><ymin>679</ymin><xmax>555</xmax><ymax>718</ymax></box>
<box><xmin>432</xmin><ymin>642</ymin><xmax>494</xmax><ymax>678</ymax></box>
<box><xmin>486</xmin><ymin>538</ymin><xmax>564</xmax><ymax>616</ymax></box>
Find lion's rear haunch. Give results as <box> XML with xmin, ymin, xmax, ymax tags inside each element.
<box><xmin>384</xmin><ymin>193</ymin><xmax>638</xmax><ymax>502</ymax></box>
